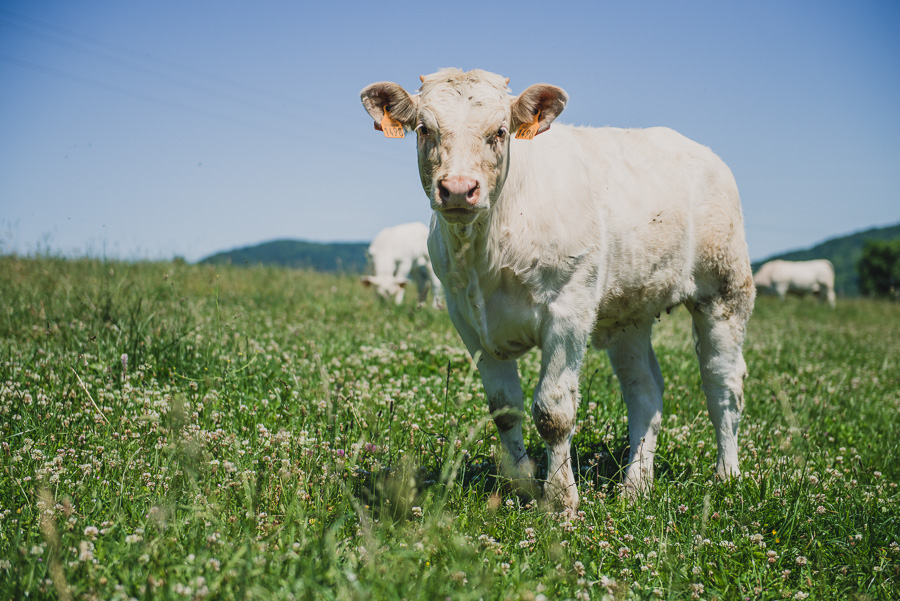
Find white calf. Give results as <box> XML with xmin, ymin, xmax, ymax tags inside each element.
<box><xmin>753</xmin><ymin>259</ymin><xmax>836</xmax><ymax>308</ymax></box>
<box><xmin>361</xmin><ymin>68</ymin><xmax>755</xmax><ymax>509</ymax></box>
<box><xmin>362</xmin><ymin>222</ymin><xmax>443</xmax><ymax>309</ymax></box>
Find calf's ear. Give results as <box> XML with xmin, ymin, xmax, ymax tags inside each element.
<box><xmin>361</xmin><ymin>276</ymin><xmax>373</xmax><ymax>287</ymax></box>
<box><xmin>360</xmin><ymin>82</ymin><xmax>418</xmax><ymax>130</ymax></box>
<box><xmin>511</xmin><ymin>84</ymin><xmax>568</xmax><ymax>136</ymax></box>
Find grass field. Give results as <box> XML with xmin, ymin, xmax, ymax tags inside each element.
<box><xmin>1</xmin><ymin>256</ymin><xmax>898</xmax><ymax>600</ymax></box>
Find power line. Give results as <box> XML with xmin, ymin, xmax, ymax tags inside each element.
<box><xmin>0</xmin><ymin>52</ymin><xmax>310</xmax><ymax>140</ymax></box>
<box><xmin>0</xmin><ymin>8</ymin><xmax>349</xmax><ymax>124</ymax></box>
<box><xmin>0</xmin><ymin>16</ymin><xmax>306</xmax><ymax>122</ymax></box>
<box><xmin>0</xmin><ymin>52</ymin><xmax>406</xmax><ymax>162</ymax></box>
<box><xmin>0</xmin><ymin>8</ymin><xmax>407</xmax><ymax>162</ymax></box>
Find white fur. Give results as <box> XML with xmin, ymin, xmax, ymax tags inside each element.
<box><xmin>753</xmin><ymin>259</ymin><xmax>836</xmax><ymax>308</ymax></box>
<box><xmin>361</xmin><ymin>222</ymin><xmax>443</xmax><ymax>309</ymax></box>
<box><xmin>361</xmin><ymin>69</ymin><xmax>755</xmax><ymax>509</ymax></box>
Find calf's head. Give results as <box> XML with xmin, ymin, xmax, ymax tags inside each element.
<box><xmin>361</xmin><ymin>68</ymin><xmax>567</xmax><ymax>225</ymax></box>
<box><xmin>361</xmin><ymin>274</ymin><xmax>408</xmax><ymax>303</ymax></box>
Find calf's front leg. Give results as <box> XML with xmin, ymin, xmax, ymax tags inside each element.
<box><xmin>478</xmin><ymin>354</ymin><xmax>538</xmax><ymax>498</ymax></box>
<box><xmin>448</xmin><ymin>310</ymin><xmax>537</xmax><ymax>498</ymax></box>
<box><xmin>533</xmin><ymin>321</ymin><xmax>589</xmax><ymax>511</ymax></box>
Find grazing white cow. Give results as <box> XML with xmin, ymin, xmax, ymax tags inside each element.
<box><xmin>362</xmin><ymin>222</ymin><xmax>443</xmax><ymax>309</ymax></box>
<box><xmin>753</xmin><ymin>259</ymin><xmax>836</xmax><ymax>308</ymax></box>
<box><xmin>361</xmin><ymin>68</ymin><xmax>755</xmax><ymax>510</ymax></box>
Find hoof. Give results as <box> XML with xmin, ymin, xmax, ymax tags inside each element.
<box><xmin>500</xmin><ymin>456</ymin><xmax>539</xmax><ymax>501</ymax></box>
<box><xmin>508</xmin><ymin>477</ymin><xmax>541</xmax><ymax>502</ymax></box>
<box><xmin>541</xmin><ymin>482</ymin><xmax>579</xmax><ymax>512</ymax></box>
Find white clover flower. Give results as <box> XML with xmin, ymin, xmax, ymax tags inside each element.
<box><xmin>78</xmin><ymin>541</ymin><xmax>94</xmax><ymax>562</ymax></box>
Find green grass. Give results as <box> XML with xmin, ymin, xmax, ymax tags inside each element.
<box><xmin>1</xmin><ymin>256</ymin><xmax>898</xmax><ymax>600</ymax></box>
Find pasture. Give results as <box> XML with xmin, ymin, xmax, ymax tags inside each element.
<box><xmin>1</xmin><ymin>256</ymin><xmax>898</xmax><ymax>600</ymax></box>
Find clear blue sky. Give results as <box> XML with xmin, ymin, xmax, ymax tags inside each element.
<box><xmin>1</xmin><ymin>0</ymin><xmax>898</xmax><ymax>262</ymax></box>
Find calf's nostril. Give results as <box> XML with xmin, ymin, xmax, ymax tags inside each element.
<box><xmin>467</xmin><ymin>182</ymin><xmax>480</xmax><ymax>202</ymax></box>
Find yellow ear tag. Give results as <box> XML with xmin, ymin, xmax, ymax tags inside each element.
<box><xmin>515</xmin><ymin>109</ymin><xmax>541</xmax><ymax>140</ymax></box>
<box><xmin>381</xmin><ymin>108</ymin><xmax>405</xmax><ymax>139</ymax></box>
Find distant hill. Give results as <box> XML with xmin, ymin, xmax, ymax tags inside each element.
<box><xmin>199</xmin><ymin>239</ymin><xmax>369</xmax><ymax>273</ymax></box>
<box><xmin>752</xmin><ymin>223</ymin><xmax>900</xmax><ymax>296</ymax></box>
<box><xmin>201</xmin><ymin>222</ymin><xmax>900</xmax><ymax>292</ymax></box>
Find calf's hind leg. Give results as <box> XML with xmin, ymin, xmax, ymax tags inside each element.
<box><xmin>606</xmin><ymin>320</ymin><xmax>664</xmax><ymax>496</ymax></box>
<box><xmin>688</xmin><ymin>299</ymin><xmax>751</xmax><ymax>479</ymax></box>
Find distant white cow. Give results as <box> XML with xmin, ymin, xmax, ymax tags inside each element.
<box><xmin>361</xmin><ymin>68</ymin><xmax>755</xmax><ymax>510</ymax></box>
<box><xmin>361</xmin><ymin>222</ymin><xmax>443</xmax><ymax>309</ymax></box>
<box><xmin>753</xmin><ymin>259</ymin><xmax>836</xmax><ymax>308</ymax></box>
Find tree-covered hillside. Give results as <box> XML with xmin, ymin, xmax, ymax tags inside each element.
<box><xmin>200</xmin><ymin>239</ymin><xmax>369</xmax><ymax>273</ymax></box>
<box><xmin>199</xmin><ymin>222</ymin><xmax>900</xmax><ymax>294</ymax></box>
<box><xmin>752</xmin><ymin>223</ymin><xmax>900</xmax><ymax>296</ymax></box>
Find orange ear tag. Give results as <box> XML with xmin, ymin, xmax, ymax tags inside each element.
<box><xmin>515</xmin><ymin>109</ymin><xmax>541</xmax><ymax>140</ymax></box>
<box><xmin>381</xmin><ymin>108</ymin><xmax>405</xmax><ymax>139</ymax></box>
